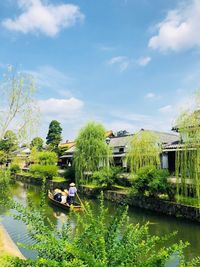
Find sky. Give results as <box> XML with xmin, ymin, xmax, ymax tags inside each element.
<box><xmin>0</xmin><ymin>0</ymin><xmax>200</xmax><ymax>141</ymax></box>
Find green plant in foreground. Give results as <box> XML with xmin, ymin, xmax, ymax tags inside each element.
<box><xmin>3</xmin><ymin>192</ymin><xmax>200</xmax><ymax>267</ymax></box>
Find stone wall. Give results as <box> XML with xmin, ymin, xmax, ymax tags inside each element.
<box><xmin>80</xmin><ymin>186</ymin><xmax>200</xmax><ymax>222</ymax></box>
<box><xmin>14</xmin><ymin>174</ymin><xmax>68</xmax><ymax>189</ymax></box>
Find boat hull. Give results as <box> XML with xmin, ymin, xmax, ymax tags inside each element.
<box><xmin>48</xmin><ymin>191</ymin><xmax>82</xmax><ymax>211</ymax></box>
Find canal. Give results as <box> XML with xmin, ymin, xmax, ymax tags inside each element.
<box><xmin>0</xmin><ymin>181</ymin><xmax>200</xmax><ymax>265</ymax></box>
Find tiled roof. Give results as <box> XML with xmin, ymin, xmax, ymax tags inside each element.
<box><xmin>109</xmin><ymin>135</ymin><xmax>133</xmax><ymax>148</ymax></box>
<box><xmin>139</xmin><ymin>129</ymin><xmax>179</xmax><ymax>144</ymax></box>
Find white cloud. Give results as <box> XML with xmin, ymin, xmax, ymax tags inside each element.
<box><xmin>107</xmin><ymin>56</ymin><xmax>130</xmax><ymax>72</ymax></box>
<box><xmin>145</xmin><ymin>92</ymin><xmax>156</xmax><ymax>99</ymax></box>
<box><xmin>137</xmin><ymin>56</ymin><xmax>151</xmax><ymax>66</ymax></box>
<box><xmin>149</xmin><ymin>0</ymin><xmax>200</xmax><ymax>51</ymax></box>
<box><xmin>159</xmin><ymin>105</ymin><xmax>173</xmax><ymax>113</ymax></box>
<box><xmin>38</xmin><ymin>97</ymin><xmax>84</xmax><ymax>120</ymax></box>
<box><xmin>2</xmin><ymin>0</ymin><xmax>84</xmax><ymax>37</ymax></box>
<box><xmin>26</xmin><ymin>65</ymin><xmax>72</xmax><ymax>96</ymax></box>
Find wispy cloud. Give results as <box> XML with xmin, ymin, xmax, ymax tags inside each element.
<box><xmin>149</xmin><ymin>0</ymin><xmax>200</xmax><ymax>51</ymax></box>
<box><xmin>2</xmin><ymin>0</ymin><xmax>84</xmax><ymax>37</ymax></box>
<box><xmin>145</xmin><ymin>92</ymin><xmax>156</xmax><ymax>99</ymax></box>
<box><xmin>26</xmin><ymin>65</ymin><xmax>73</xmax><ymax>97</ymax></box>
<box><xmin>137</xmin><ymin>56</ymin><xmax>151</xmax><ymax>66</ymax></box>
<box><xmin>107</xmin><ymin>56</ymin><xmax>130</xmax><ymax>72</ymax></box>
<box><xmin>98</xmin><ymin>44</ymin><xmax>116</xmax><ymax>51</ymax></box>
<box><xmin>159</xmin><ymin>105</ymin><xmax>173</xmax><ymax>113</ymax></box>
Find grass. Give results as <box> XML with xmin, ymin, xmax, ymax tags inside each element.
<box><xmin>111</xmin><ymin>184</ymin><xmax>129</xmax><ymax>191</ymax></box>
<box><xmin>81</xmin><ymin>183</ymin><xmax>102</xmax><ymax>189</ymax></box>
<box><xmin>175</xmin><ymin>195</ymin><xmax>200</xmax><ymax>207</ymax></box>
<box><xmin>52</xmin><ymin>176</ymin><xmax>66</xmax><ymax>182</ymax></box>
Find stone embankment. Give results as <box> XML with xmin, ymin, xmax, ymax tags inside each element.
<box><xmin>0</xmin><ymin>224</ymin><xmax>25</xmax><ymax>259</ymax></box>
<box><xmin>14</xmin><ymin>174</ymin><xmax>68</xmax><ymax>189</ymax></box>
<box><xmin>80</xmin><ymin>186</ymin><xmax>200</xmax><ymax>223</ymax></box>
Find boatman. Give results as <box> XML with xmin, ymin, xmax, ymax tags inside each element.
<box><xmin>68</xmin><ymin>182</ymin><xmax>77</xmax><ymax>204</ymax></box>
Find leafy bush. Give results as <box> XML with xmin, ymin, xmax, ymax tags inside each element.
<box><xmin>8</xmin><ymin>192</ymin><xmax>200</xmax><ymax>266</ymax></box>
<box><xmin>64</xmin><ymin>166</ymin><xmax>75</xmax><ymax>180</ymax></box>
<box><xmin>92</xmin><ymin>167</ymin><xmax>119</xmax><ymax>188</ymax></box>
<box><xmin>29</xmin><ymin>164</ymin><xmax>58</xmax><ymax>179</ymax></box>
<box><xmin>10</xmin><ymin>164</ymin><xmax>20</xmax><ymax>175</ymax></box>
<box><xmin>132</xmin><ymin>165</ymin><xmax>175</xmax><ymax>200</ymax></box>
<box><xmin>38</xmin><ymin>151</ymin><xmax>58</xmax><ymax>165</ymax></box>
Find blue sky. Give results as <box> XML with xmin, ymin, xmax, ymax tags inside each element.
<box><xmin>0</xmin><ymin>0</ymin><xmax>200</xmax><ymax>141</ymax></box>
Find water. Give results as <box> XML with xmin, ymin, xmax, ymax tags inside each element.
<box><xmin>0</xmin><ymin>181</ymin><xmax>200</xmax><ymax>265</ymax></box>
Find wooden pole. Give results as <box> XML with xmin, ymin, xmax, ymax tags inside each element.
<box><xmin>76</xmin><ymin>193</ymin><xmax>88</xmax><ymax>213</ymax></box>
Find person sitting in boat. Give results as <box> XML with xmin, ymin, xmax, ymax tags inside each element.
<box><xmin>53</xmin><ymin>189</ymin><xmax>62</xmax><ymax>202</ymax></box>
<box><xmin>68</xmin><ymin>182</ymin><xmax>77</xmax><ymax>204</ymax></box>
<box><xmin>61</xmin><ymin>191</ymin><xmax>68</xmax><ymax>204</ymax></box>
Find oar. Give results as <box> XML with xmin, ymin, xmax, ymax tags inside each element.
<box><xmin>76</xmin><ymin>192</ymin><xmax>88</xmax><ymax>213</ymax></box>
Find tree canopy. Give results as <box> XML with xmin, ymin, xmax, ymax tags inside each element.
<box><xmin>127</xmin><ymin>130</ymin><xmax>160</xmax><ymax>173</ymax></box>
<box><xmin>74</xmin><ymin>122</ymin><xmax>111</xmax><ymax>183</ymax></box>
<box><xmin>175</xmin><ymin>90</ymin><xmax>200</xmax><ymax>203</ymax></box>
<box><xmin>0</xmin><ymin>130</ymin><xmax>18</xmax><ymax>162</ymax></box>
<box><xmin>46</xmin><ymin>120</ymin><xmax>62</xmax><ymax>152</ymax></box>
<box><xmin>0</xmin><ymin>66</ymin><xmax>38</xmax><ymax>140</ymax></box>
<box><xmin>30</xmin><ymin>137</ymin><xmax>44</xmax><ymax>151</ymax></box>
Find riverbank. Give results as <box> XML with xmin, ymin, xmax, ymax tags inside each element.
<box><xmin>0</xmin><ymin>224</ymin><xmax>24</xmax><ymax>259</ymax></box>
<box><xmin>80</xmin><ymin>186</ymin><xmax>200</xmax><ymax>222</ymax></box>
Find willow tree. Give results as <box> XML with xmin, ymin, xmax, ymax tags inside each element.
<box><xmin>0</xmin><ymin>66</ymin><xmax>38</xmax><ymax>141</ymax></box>
<box><xmin>74</xmin><ymin>122</ymin><xmax>111</xmax><ymax>184</ymax></box>
<box><xmin>175</xmin><ymin>99</ymin><xmax>200</xmax><ymax>203</ymax></box>
<box><xmin>127</xmin><ymin>130</ymin><xmax>160</xmax><ymax>173</ymax></box>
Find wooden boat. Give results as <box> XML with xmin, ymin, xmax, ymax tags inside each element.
<box><xmin>48</xmin><ymin>191</ymin><xmax>82</xmax><ymax>211</ymax></box>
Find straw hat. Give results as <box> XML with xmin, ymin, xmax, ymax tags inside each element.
<box><xmin>64</xmin><ymin>189</ymin><xmax>68</xmax><ymax>193</ymax></box>
<box><xmin>70</xmin><ymin>182</ymin><xmax>75</xmax><ymax>186</ymax></box>
<box><xmin>54</xmin><ymin>188</ymin><xmax>62</xmax><ymax>193</ymax></box>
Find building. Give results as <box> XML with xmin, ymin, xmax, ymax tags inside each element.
<box><xmin>60</xmin><ymin>129</ymin><xmax>179</xmax><ymax>171</ymax></box>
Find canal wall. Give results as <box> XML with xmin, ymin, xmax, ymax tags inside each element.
<box><xmin>0</xmin><ymin>224</ymin><xmax>25</xmax><ymax>259</ymax></box>
<box><xmin>14</xmin><ymin>174</ymin><xmax>68</xmax><ymax>189</ymax></box>
<box><xmin>80</xmin><ymin>186</ymin><xmax>200</xmax><ymax>222</ymax></box>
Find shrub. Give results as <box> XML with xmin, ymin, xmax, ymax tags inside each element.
<box><xmin>29</xmin><ymin>164</ymin><xmax>58</xmax><ymax>179</ymax></box>
<box><xmin>92</xmin><ymin>167</ymin><xmax>117</xmax><ymax>188</ymax></box>
<box><xmin>132</xmin><ymin>165</ymin><xmax>174</xmax><ymax>199</ymax></box>
<box><xmin>64</xmin><ymin>166</ymin><xmax>75</xmax><ymax>180</ymax></box>
<box><xmin>38</xmin><ymin>151</ymin><xmax>58</xmax><ymax>165</ymax></box>
<box><xmin>10</xmin><ymin>164</ymin><xmax>20</xmax><ymax>175</ymax></box>
<box><xmin>8</xmin><ymin>193</ymin><xmax>200</xmax><ymax>266</ymax></box>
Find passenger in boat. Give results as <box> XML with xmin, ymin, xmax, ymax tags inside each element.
<box><xmin>61</xmin><ymin>191</ymin><xmax>68</xmax><ymax>204</ymax></box>
<box><xmin>68</xmin><ymin>182</ymin><xmax>77</xmax><ymax>204</ymax></box>
<box><xmin>53</xmin><ymin>189</ymin><xmax>62</xmax><ymax>202</ymax></box>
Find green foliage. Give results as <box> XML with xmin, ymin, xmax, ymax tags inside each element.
<box><xmin>127</xmin><ymin>130</ymin><xmax>161</xmax><ymax>173</ymax></box>
<box><xmin>0</xmin><ymin>130</ymin><xmax>18</xmax><ymax>161</ymax></box>
<box><xmin>175</xmin><ymin>94</ymin><xmax>200</xmax><ymax>203</ymax></box>
<box><xmin>38</xmin><ymin>151</ymin><xmax>58</xmax><ymax>165</ymax></box>
<box><xmin>0</xmin><ymin>150</ymin><xmax>6</xmax><ymax>165</ymax></box>
<box><xmin>64</xmin><ymin>166</ymin><xmax>75</xmax><ymax>180</ymax></box>
<box><xmin>29</xmin><ymin>146</ymin><xmax>39</xmax><ymax>164</ymax></box>
<box><xmin>30</xmin><ymin>137</ymin><xmax>44</xmax><ymax>151</ymax></box>
<box><xmin>74</xmin><ymin>121</ymin><xmax>111</xmax><ymax>183</ymax></box>
<box><xmin>0</xmin><ymin>66</ymin><xmax>38</xmax><ymax>141</ymax></box>
<box><xmin>132</xmin><ymin>166</ymin><xmax>174</xmax><ymax>199</ymax></box>
<box><xmin>8</xmin><ymin>192</ymin><xmax>200</xmax><ymax>267</ymax></box>
<box><xmin>29</xmin><ymin>164</ymin><xmax>58</xmax><ymax>179</ymax></box>
<box><xmin>46</xmin><ymin>120</ymin><xmax>62</xmax><ymax>152</ymax></box>
<box><xmin>10</xmin><ymin>164</ymin><xmax>20</xmax><ymax>175</ymax></box>
<box><xmin>92</xmin><ymin>167</ymin><xmax>121</xmax><ymax>188</ymax></box>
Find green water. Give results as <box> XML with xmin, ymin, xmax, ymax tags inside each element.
<box><xmin>1</xmin><ymin>181</ymin><xmax>200</xmax><ymax>265</ymax></box>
